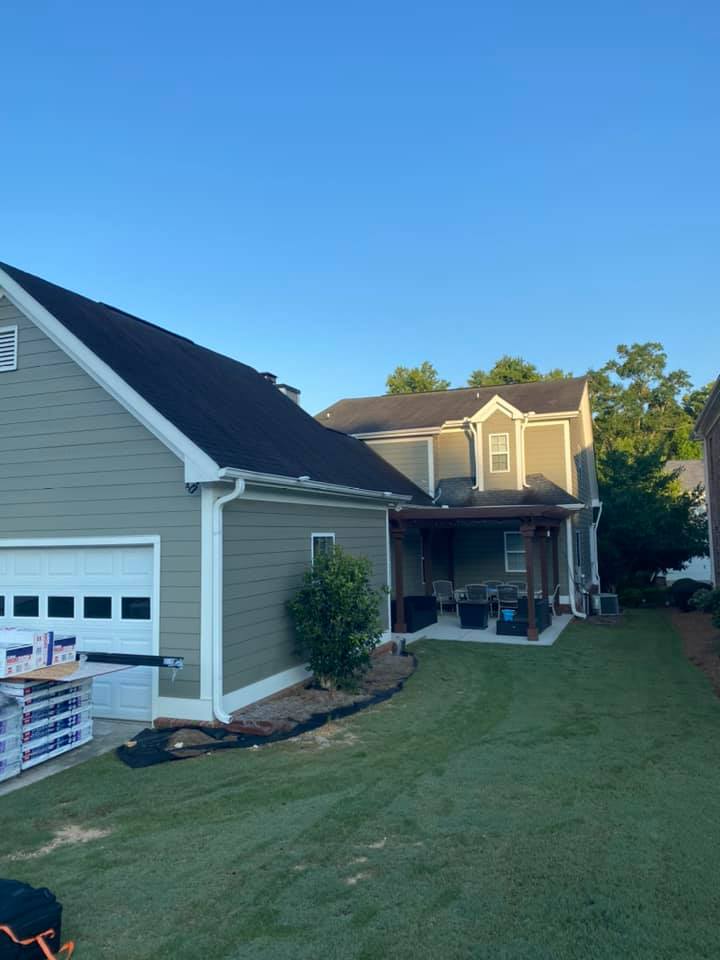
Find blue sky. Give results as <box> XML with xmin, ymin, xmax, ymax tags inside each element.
<box><xmin>2</xmin><ymin>1</ymin><xmax>718</xmax><ymax>413</ymax></box>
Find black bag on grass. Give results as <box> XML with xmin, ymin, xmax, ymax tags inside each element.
<box><xmin>0</xmin><ymin>879</ymin><xmax>63</xmax><ymax>958</ymax></box>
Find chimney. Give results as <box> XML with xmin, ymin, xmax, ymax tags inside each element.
<box><xmin>259</xmin><ymin>371</ymin><xmax>277</xmax><ymax>384</ymax></box>
<box><xmin>277</xmin><ymin>383</ymin><xmax>301</xmax><ymax>405</ymax></box>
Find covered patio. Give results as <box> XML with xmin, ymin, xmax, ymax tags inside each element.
<box><xmin>389</xmin><ymin>505</ymin><xmax>575</xmax><ymax>642</ymax></box>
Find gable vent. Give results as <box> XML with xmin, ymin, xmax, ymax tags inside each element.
<box><xmin>0</xmin><ymin>325</ymin><xmax>18</xmax><ymax>372</ymax></box>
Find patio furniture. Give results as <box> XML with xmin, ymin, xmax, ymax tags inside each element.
<box><xmin>458</xmin><ymin>600</ymin><xmax>489</xmax><ymax>629</ymax></box>
<box><xmin>550</xmin><ymin>584</ymin><xmax>561</xmax><ymax>617</ymax></box>
<box><xmin>497</xmin><ymin>584</ymin><xmax>519</xmax><ymax>611</ymax></box>
<box><xmin>507</xmin><ymin>580</ymin><xmax>528</xmax><ymax>596</ymax></box>
<box><xmin>391</xmin><ymin>596</ymin><xmax>438</xmax><ymax>633</ymax></box>
<box><xmin>465</xmin><ymin>583</ymin><xmax>489</xmax><ymax>603</ymax></box>
<box><xmin>517</xmin><ymin>597</ymin><xmax>552</xmax><ymax>632</ymax></box>
<box><xmin>433</xmin><ymin>580</ymin><xmax>456</xmax><ymax>614</ymax></box>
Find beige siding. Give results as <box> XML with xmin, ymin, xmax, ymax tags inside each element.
<box><xmin>223</xmin><ymin>500</ymin><xmax>389</xmax><ymax>693</ymax></box>
<box><xmin>524</xmin><ymin>423</ymin><xmax>569</xmax><ymax>490</ymax></box>
<box><xmin>435</xmin><ymin>429</ymin><xmax>472</xmax><ymax>479</ymax></box>
<box><xmin>366</xmin><ymin>439</ymin><xmax>431</xmax><ymax>494</ymax></box>
<box><xmin>0</xmin><ymin>294</ymin><xmax>201</xmax><ymax>700</ymax></box>
<box><xmin>482</xmin><ymin>412</ymin><xmax>520</xmax><ymax>489</ymax></box>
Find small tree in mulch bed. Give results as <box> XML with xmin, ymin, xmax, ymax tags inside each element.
<box><xmin>690</xmin><ymin>588</ymin><xmax>720</xmax><ymax>629</ymax></box>
<box><xmin>289</xmin><ymin>547</ymin><xmax>387</xmax><ymax>692</ymax></box>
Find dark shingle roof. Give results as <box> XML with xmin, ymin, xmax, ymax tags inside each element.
<box><xmin>317</xmin><ymin>378</ymin><xmax>587</xmax><ymax>434</ymax></box>
<box><xmin>435</xmin><ymin>474</ymin><xmax>580</xmax><ymax>508</ymax></box>
<box><xmin>0</xmin><ymin>262</ymin><xmax>430</xmax><ymax>502</ymax></box>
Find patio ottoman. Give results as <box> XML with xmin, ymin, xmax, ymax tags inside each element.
<box><xmin>392</xmin><ymin>595</ymin><xmax>438</xmax><ymax>633</ymax></box>
<box><xmin>458</xmin><ymin>600</ymin><xmax>489</xmax><ymax>629</ymax></box>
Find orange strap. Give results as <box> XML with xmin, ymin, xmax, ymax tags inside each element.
<box><xmin>0</xmin><ymin>923</ymin><xmax>75</xmax><ymax>958</ymax></box>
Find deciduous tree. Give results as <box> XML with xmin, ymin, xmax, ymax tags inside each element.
<box><xmin>386</xmin><ymin>361</ymin><xmax>450</xmax><ymax>394</ymax></box>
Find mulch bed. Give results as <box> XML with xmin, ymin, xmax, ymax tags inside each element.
<box><xmin>120</xmin><ymin>652</ymin><xmax>417</xmax><ymax>767</ymax></box>
<box><xmin>668</xmin><ymin>608</ymin><xmax>720</xmax><ymax>697</ymax></box>
<box><xmin>228</xmin><ymin>652</ymin><xmax>416</xmax><ymax>735</ymax></box>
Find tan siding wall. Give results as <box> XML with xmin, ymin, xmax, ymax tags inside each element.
<box><xmin>0</xmin><ymin>294</ymin><xmax>201</xmax><ymax>700</ymax></box>
<box><xmin>223</xmin><ymin>500</ymin><xmax>389</xmax><ymax>693</ymax></box>
<box><xmin>366</xmin><ymin>439</ymin><xmax>431</xmax><ymax>494</ymax></box>
<box><xmin>482</xmin><ymin>412</ymin><xmax>519</xmax><ymax>489</ymax></box>
<box><xmin>435</xmin><ymin>429</ymin><xmax>472</xmax><ymax>479</ymax></box>
<box><xmin>524</xmin><ymin>423</ymin><xmax>568</xmax><ymax>490</ymax></box>
<box><xmin>452</xmin><ymin>525</ymin><xmax>569</xmax><ymax>594</ymax></box>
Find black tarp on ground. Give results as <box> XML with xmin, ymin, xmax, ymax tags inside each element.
<box><xmin>117</xmin><ymin>656</ymin><xmax>417</xmax><ymax>768</ymax></box>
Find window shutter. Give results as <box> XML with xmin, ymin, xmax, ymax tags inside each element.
<box><xmin>0</xmin><ymin>325</ymin><xmax>18</xmax><ymax>372</ymax></box>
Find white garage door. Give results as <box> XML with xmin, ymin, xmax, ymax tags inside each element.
<box><xmin>0</xmin><ymin>545</ymin><xmax>154</xmax><ymax>721</ymax></box>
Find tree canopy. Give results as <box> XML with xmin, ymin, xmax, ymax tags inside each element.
<box><xmin>468</xmin><ymin>355</ymin><xmax>571</xmax><ymax>387</ymax></box>
<box><xmin>386</xmin><ymin>361</ymin><xmax>450</xmax><ymax>395</ymax></box>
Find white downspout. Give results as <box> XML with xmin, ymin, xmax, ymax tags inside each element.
<box><xmin>565</xmin><ymin>518</ymin><xmax>587</xmax><ymax>619</ymax></box>
<box><xmin>212</xmin><ymin>479</ymin><xmax>246</xmax><ymax>723</ymax></box>
<box><xmin>591</xmin><ymin>501</ymin><xmax>603</xmax><ymax>588</ymax></box>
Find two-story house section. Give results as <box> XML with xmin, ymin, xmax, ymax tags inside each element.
<box><xmin>318</xmin><ymin>378</ymin><xmax>601</xmax><ymax>634</ymax></box>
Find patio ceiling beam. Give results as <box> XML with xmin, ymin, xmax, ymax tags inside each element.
<box><xmin>392</xmin><ymin>505</ymin><xmax>570</xmax><ymax>525</ymax></box>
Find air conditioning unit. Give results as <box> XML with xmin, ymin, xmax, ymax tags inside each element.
<box><xmin>593</xmin><ymin>593</ymin><xmax>620</xmax><ymax>616</ymax></box>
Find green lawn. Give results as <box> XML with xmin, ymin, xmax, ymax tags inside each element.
<box><xmin>2</xmin><ymin>611</ymin><xmax>720</xmax><ymax>960</ymax></box>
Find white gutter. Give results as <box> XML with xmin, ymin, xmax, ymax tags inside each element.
<box><xmin>218</xmin><ymin>467</ymin><xmax>412</xmax><ymax>503</ymax></box>
<box><xmin>565</xmin><ymin>518</ymin><xmax>587</xmax><ymax>619</ymax></box>
<box><xmin>212</xmin><ymin>479</ymin><xmax>246</xmax><ymax>724</ymax></box>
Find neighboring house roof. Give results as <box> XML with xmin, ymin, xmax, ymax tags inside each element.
<box><xmin>316</xmin><ymin>378</ymin><xmax>588</xmax><ymax>434</ymax></box>
<box><xmin>665</xmin><ymin>460</ymin><xmax>705</xmax><ymax>497</ymax></box>
<box><xmin>0</xmin><ymin>261</ymin><xmax>430</xmax><ymax>503</ymax></box>
<box><xmin>434</xmin><ymin>474</ymin><xmax>581</xmax><ymax>509</ymax></box>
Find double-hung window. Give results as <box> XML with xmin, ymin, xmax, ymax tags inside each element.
<box><xmin>504</xmin><ymin>532</ymin><xmax>525</xmax><ymax>573</ymax></box>
<box><xmin>311</xmin><ymin>533</ymin><xmax>335</xmax><ymax>562</ymax></box>
<box><xmin>489</xmin><ymin>433</ymin><xmax>510</xmax><ymax>473</ymax></box>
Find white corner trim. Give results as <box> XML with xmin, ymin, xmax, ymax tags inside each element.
<box><xmin>562</xmin><ymin>420</ymin><xmax>573</xmax><ymax>495</ymax></box>
<box><xmin>473</xmin><ymin>421</ymin><xmax>484</xmax><ymax>491</ymax></box>
<box><xmin>427</xmin><ymin>437</ymin><xmax>435</xmax><ymax>496</ymax></box>
<box><xmin>223</xmin><ymin>664</ymin><xmax>313</xmax><ymax>714</ymax></box>
<box><xmin>200</xmin><ymin>486</ymin><xmax>215</xmax><ymax>700</ymax></box>
<box><xmin>702</xmin><ymin>440</ymin><xmax>716</xmax><ymax>585</ymax></box>
<box><xmin>0</xmin><ymin>269</ymin><xmax>220</xmax><ymax>483</ymax></box>
<box><xmin>154</xmin><ymin>696</ymin><xmax>214</xmax><ymax>723</ymax></box>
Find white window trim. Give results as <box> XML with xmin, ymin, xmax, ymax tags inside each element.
<box><xmin>311</xmin><ymin>532</ymin><xmax>336</xmax><ymax>561</ymax></box>
<box><xmin>489</xmin><ymin>432</ymin><xmax>511</xmax><ymax>474</ymax></box>
<box><xmin>0</xmin><ymin>324</ymin><xmax>18</xmax><ymax>372</ymax></box>
<box><xmin>504</xmin><ymin>531</ymin><xmax>526</xmax><ymax>573</ymax></box>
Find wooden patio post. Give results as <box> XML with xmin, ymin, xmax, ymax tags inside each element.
<box><xmin>550</xmin><ymin>526</ymin><xmax>560</xmax><ymax>593</ymax></box>
<box><xmin>447</xmin><ymin>528</ymin><xmax>455</xmax><ymax>587</ymax></box>
<box><xmin>391</xmin><ymin>525</ymin><xmax>407</xmax><ymax>632</ymax></box>
<box><xmin>539</xmin><ymin>527</ymin><xmax>549</xmax><ymax>601</ymax></box>
<box><xmin>421</xmin><ymin>528</ymin><xmax>433</xmax><ymax>596</ymax></box>
<box><xmin>521</xmin><ymin>523</ymin><xmax>538</xmax><ymax>641</ymax></box>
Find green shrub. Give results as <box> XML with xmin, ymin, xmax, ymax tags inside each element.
<box><xmin>619</xmin><ymin>586</ymin><xmax>669</xmax><ymax>609</ymax></box>
<box><xmin>689</xmin><ymin>588</ymin><xmax>720</xmax><ymax>629</ymax></box>
<box><xmin>669</xmin><ymin>578</ymin><xmax>712</xmax><ymax>612</ymax></box>
<box><xmin>288</xmin><ymin>546</ymin><xmax>386</xmax><ymax>690</ymax></box>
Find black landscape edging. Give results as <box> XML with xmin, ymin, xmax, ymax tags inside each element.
<box><xmin>117</xmin><ymin>653</ymin><xmax>418</xmax><ymax>768</ymax></box>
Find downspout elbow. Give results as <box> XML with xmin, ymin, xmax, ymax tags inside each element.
<box><xmin>212</xmin><ymin>479</ymin><xmax>246</xmax><ymax>724</ymax></box>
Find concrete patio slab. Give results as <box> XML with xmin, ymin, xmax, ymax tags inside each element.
<box><xmin>394</xmin><ymin>613</ymin><xmax>574</xmax><ymax>648</ymax></box>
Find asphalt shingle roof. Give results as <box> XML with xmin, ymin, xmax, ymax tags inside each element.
<box><xmin>435</xmin><ymin>474</ymin><xmax>580</xmax><ymax>508</ymax></box>
<box><xmin>316</xmin><ymin>378</ymin><xmax>588</xmax><ymax>434</ymax></box>
<box><xmin>0</xmin><ymin>262</ymin><xmax>430</xmax><ymax>503</ymax></box>
<box><xmin>665</xmin><ymin>460</ymin><xmax>705</xmax><ymax>496</ymax></box>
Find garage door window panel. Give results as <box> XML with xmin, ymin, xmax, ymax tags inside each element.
<box><xmin>48</xmin><ymin>596</ymin><xmax>75</xmax><ymax>619</ymax></box>
<box><xmin>121</xmin><ymin>597</ymin><xmax>151</xmax><ymax>621</ymax></box>
<box><xmin>83</xmin><ymin>596</ymin><xmax>113</xmax><ymax>620</ymax></box>
<box><xmin>13</xmin><ymin>595</ymin><xmax>39</xmax><ymax>617</ymax></box>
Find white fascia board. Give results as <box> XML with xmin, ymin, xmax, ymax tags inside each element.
<box><xmin>352</xmin><ymin>427</ymin><xmax>442</xmax><ymax>439</ymax></box>
<box><xmin>218</xmin><ymin>467</ymin><xmax>413</xmax><ymax>504</ymax></box>
<box><xmin>695</xmin><ymin>380</ymin><xmax>720</xmax><ymax>436</ymax></box>
<box><xmin>470</xmin><ymin>394</ymin><xmax>525</xmax><ymax>423</ymax></box>
<box><xmin>0</xmin><ymin>269</ymin><xmax>220</xmax><ymax>483</ymax></box>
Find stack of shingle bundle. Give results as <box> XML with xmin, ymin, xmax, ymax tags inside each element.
<box><xmin>0</xmin><ymin>694</ymin><xmax>22</xmax><ymax>783</ymax></box>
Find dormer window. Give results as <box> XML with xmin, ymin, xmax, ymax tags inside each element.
<box><xmin>0</xmin><ymin>325</ymin><xmax>18</xmax><ymax>372</ymax></box>
<box><xmin>489</xmin><ymin>433</ymin><xmax>510</xmax><ymax>473</ymax></box>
